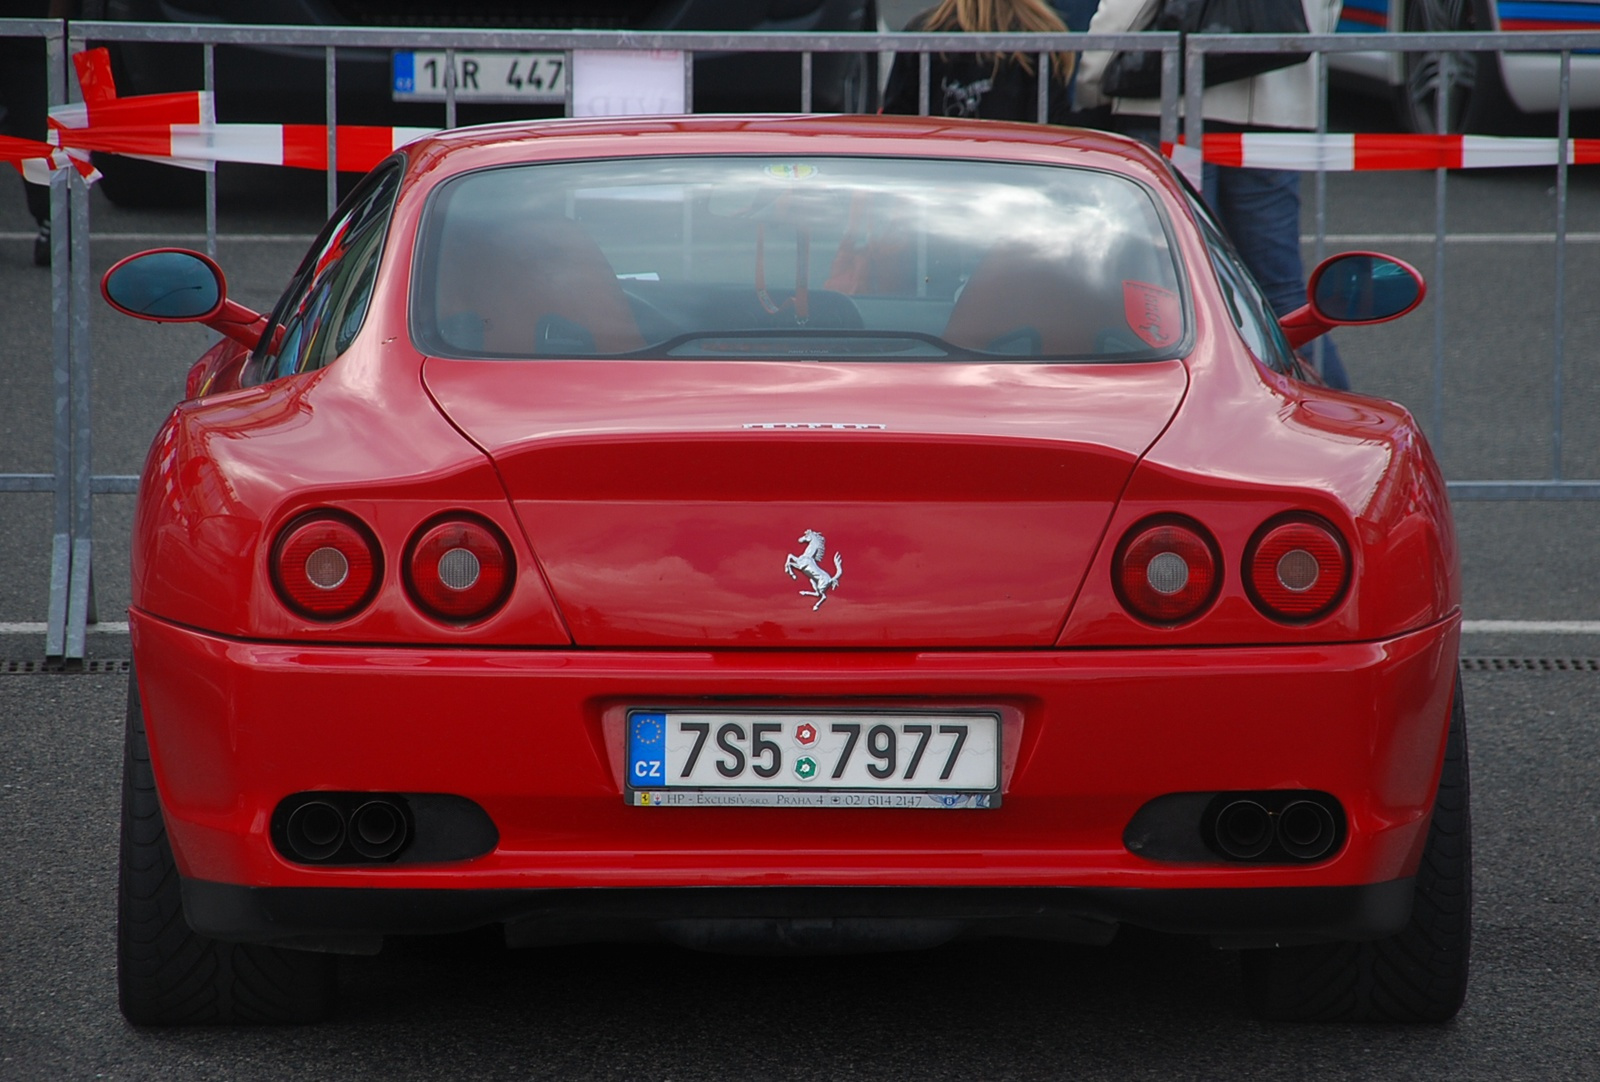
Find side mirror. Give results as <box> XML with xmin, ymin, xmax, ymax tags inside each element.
<box><xmin>102</xmin><ymin>249</ymin><xmax>223</xmax><ymax>321</ymax></box>
<box><xmin>101</xmin><ymin>248</ymin><xmax>268</xmax><ymax>348</ymax></box>
<box><xmin>1279</xmin><ymin>252</ymin><xmax>1426</xmax><ymax>351</ymax></box>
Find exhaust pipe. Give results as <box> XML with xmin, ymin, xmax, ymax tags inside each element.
<box><xmin>285</xmin><ymin>800</ymin><xmax>346</xmax><ymax>861</ymax></box>
<box><xmin>1276</xmin><ymin>799</ymin><xmax>1338</xmax><ymax>860</ymax></box>
<box><xmin>348</xmin><ymin>800</ymin><xmax>408</xmax><ymax>860</ymax></box>
<box><xmin>1213</xmin><ymin>799</ymin><xmax>1274</xmax><ymax>859</ymax></box>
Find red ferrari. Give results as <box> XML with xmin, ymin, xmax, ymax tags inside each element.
<box><xmin>102</xmin><ymin>114</ymin><xmax>1467</xmax><ymax>1026</ymax></box>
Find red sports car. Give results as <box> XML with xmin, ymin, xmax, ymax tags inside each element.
<box><xmin>102</xmin><ymin>113</ymin><xmax>1467</xmax><ymax>1027</ymax></box>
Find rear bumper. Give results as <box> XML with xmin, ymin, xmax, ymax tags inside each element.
<box><xmin>181</xmin><ymin>881</ymin><xmax>1416</xmax><ymax>953</ymax></box>
<box><xmin>132</xmin><ymin>610</ymin><xmax>1460</xmax><ymax>943</ymax></box>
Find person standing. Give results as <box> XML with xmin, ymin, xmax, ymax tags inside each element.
<box><xmin>1075</xmin><ymin>0</ymin><xmax>1351</xmax><ymax>389</ymax></box>
<box><xmin>882</xmin><ymin>0</ymin><xmax>1077</xmax><ymax>124</ymax></box>
<box><xmin>0</xmin><ymin>0</ymin><xmax>72</xmax><ymax>266</ymax></box>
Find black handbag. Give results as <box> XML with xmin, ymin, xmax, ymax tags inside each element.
<box><xmin>1100</xmin><ymin>0</ymin><xmax>1310</xmax><ymax>99</ymax></box>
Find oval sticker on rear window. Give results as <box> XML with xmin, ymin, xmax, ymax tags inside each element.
<box><xmin>1123</xmin><ymin>281</ymin><xmax>1181</xmax><ymax>348</ymax></box>
<box><xmin>764</xmin><ymin>163</ymin><xmax>819</xmax><ymax>180</ymax></box>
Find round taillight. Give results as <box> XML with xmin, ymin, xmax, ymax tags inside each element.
<box><xmin>271</xmin><ymin>514</ymin><xmax>380</xmax><ymax>620</ymax></box>
<box><xmin>405</xmin><ymin>516</ymin><xmax>513</xmax><ymax>623</ymax></box>
<box><xmin>1113</xmin><ymin>517</ymin><xmax>1220</xmax><ymax>625</ymax></box>
<box><xmin>1245</xmin><ymin>516</ymin><xmax>1350</xmax><ymax>621</ymax></box>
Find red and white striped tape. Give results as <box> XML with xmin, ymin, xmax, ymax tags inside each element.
<box><xmin>1186</xmin><ymin>131</ymin><xmax>1600</xmax><ymax>171</ymax></box>
<box><xmin>1</xmin><ymin>133</ymin><xmax>98</xmax><ymax>185</ymax></box>
<box><xmin>52</xmin><ymin>113</ymin><xmax>440</xmax><ymax>174</ymax></box>
<box><xmin>21</xmin><ymin>48</ymin><xmax>1600</xmax><ymax>186</ymax></box>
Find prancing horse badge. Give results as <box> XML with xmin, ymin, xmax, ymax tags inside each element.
<box><xmin>784</xmin><ymin>529</ymin><xmax>842</xmax><ymax>611</ymax></box>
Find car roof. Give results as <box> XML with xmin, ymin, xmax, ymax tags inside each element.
<box><xmin>398</xmin><ymin>113</ymin><xmax>1182</xmax><ymax>192</ymax></box>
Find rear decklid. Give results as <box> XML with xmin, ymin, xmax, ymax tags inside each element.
<box><xmin>423</xmin><ymin>358</ymin><xmax>1187</xmax><ymax>647</ymax></box>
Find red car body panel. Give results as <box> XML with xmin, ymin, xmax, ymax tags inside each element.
<box><xmin>119</xmin><ymin>114</ymin><xmax>1463</xmax><ymax>948</ymax></box>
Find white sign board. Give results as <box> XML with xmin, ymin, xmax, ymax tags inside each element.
<box><xmin>571</xmin><ymin>50</ymin><xmax>687</xmax><ymax>117</ymax></box>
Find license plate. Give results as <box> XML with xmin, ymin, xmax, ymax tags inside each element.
<box><xmin>626</xmin><ymin>711</ymin><xmax>1000</xmax><ymax>809</ymax></box>
<box><xmin>392</xmin><ymin>50</ymin><xmax>567</xmax><ymax>104</ymax></box>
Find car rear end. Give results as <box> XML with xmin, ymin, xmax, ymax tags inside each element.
<box><xmin>119</xmin><ymin>121</ymin><xmax>1468</xmax><ymax>1022</ymax></box>
<box><xmin>132</xmin><ymin>127</ymin><xmax>1459</xmax><ymax>954</ymax></box>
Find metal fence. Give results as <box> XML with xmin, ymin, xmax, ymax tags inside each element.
<box><xmin>2</xmin><ymin>18</ymin><xmax>1598</xmax><ymax>664</ymax></box>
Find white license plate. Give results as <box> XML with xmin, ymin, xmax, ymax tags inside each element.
<box><xmin>626</xmin><ymin>711</ymin><xmax>1000</xmax><ymax>809</ymax></box>
<box><xmin>392</xmin><ymin>50</ymin><xmax>567</xmax><ymax>104</ymax></box>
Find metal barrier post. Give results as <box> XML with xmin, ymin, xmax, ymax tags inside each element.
<box><xmin>43</xmin><ymin>23</ymin><xmax>75</xmax><ymax>665</ymax></box>
<box><xmin>326</xmin><ymin>45</ymin><xmax>338</xmax><ymax>217</ymax></box>
<box><xmin>1312</xmin><ymin>50</ymin><xmax>1328</xmax><ymax>381</ymax></box>
<box><xmin>1552</xmin><ymin>50</ymin><xmax>1571</xmax><ymax>482</ymax></box>
<box><xmin>44</xmin><ymin>160</ymin><xmax>71</xmax><ymax>663</ymax></box>
<box><xmin>1432</xmin><ymin>59</ymin><xmax>1449</xmax><ymax>451</ymax></box>
<box><xmin>1183</xmin><ymin>43</ymin><xmax>1206</xmax><ymax>161</ymax></box>
<box><xmin>66</xmin><ymin>160</ymin><xmax>95</xmax><ymax>663</ymax></box>
<box><xmin>47</xmin><ymin>21</ymin><xmax>98</xmax><ymax>667</ymax></box>
<box><xmin>204</xmin><ymin>43</ymin><xmax>217</xmax><ymax>260</ymax></box>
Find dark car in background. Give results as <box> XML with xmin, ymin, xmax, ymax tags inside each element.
<box><xmin>81</xmin><ymin>0</ymin><xmax>878</xmax><ymax>205</ymax></box>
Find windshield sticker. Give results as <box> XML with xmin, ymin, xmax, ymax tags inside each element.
<box><xmin>764</xmin><ymin>163</ymin><xmax>820</xmax><ymax>180</ymax></box>
<box><xmin>1123</xmin><ymin>281</ymin><xmax>1181</xmax><ymax>348</ymax></box>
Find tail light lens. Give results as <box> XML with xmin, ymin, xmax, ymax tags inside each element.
<box><xmin>405</xmin><ymin>515</ymin><xmax>513</xmax><ymax>623</ymax></box>
<box><xmin>1113</xmin><ymin>517</ymin><xmax>1220</xmax><ymax>625</ymax></box>
<box><xmin>271</xmin><ymin>514</ymin><xmax>381</xmax><ymax>620</ymax></box>
<box><xmin>1245</xmin><ymin>515</ymin><xmax>1350</xmax><ymax>621</ymax></box>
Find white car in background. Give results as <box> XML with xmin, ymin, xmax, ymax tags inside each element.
<box><xmin>1331</xmin><ymin>0</ymin><xmax>1600</xmax><ymax>132</ymax></box>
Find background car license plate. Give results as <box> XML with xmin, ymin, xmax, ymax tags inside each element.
<box><xmin>393</xmin><ymin>50</ymin><xmax>567</xmax><ymax>103</ymax></box>
<box><xmin>626</xmin><ymin>711</ymin><xmax>1000</xmax><ymax>809</ymax></box>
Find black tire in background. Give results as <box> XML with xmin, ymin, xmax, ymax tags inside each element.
<box><xmin>118</xmin><ymin>668</ymin><xmax>338</xmax><ymax>1026</ymax></box>
<box><xmin>1393</xmin><ymin>0</ymin><xmax>1511</xmax><ymax>134</ymax></box>
<box><xmin>1239</xmin><ymin>676</ymin><xmax>1472</xmax><ymax>1023</ymax></box>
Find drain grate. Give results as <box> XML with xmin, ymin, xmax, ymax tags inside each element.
<box><xmin>1459</xmin><ymin>656</ymin><xmax>1600</xmax><ymax>673</ymax></box>
<box><xmin>2</xmin><ymin>658</ymin><xmax>131</xmax><ymax>675</ymax></box>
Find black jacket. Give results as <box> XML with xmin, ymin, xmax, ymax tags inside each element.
<box><xmin>882</xmin><ymin>11</ymin><xmax>1074</xmax><ymax>125</ymax></box>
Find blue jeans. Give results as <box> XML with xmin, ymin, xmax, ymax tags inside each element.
<box><xmin>1202</xmin><ymin>163</ymin><xmax>1350</xmax><ymax>390</ymax></box>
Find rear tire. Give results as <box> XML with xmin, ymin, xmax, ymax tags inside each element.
<box><xmin>118</xmin><ymin>668</ymin><xmax>338</xmax><ymax>1026</ymax></box>
<box><xmin>1239</xmin><ymin>676</ymin><xmax>1471</xmax><ymax>1022</ymax></box>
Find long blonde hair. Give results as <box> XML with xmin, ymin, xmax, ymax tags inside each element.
<box><xmin>918</xmin><ymin>0</ymin><xmax>1075</xmax><ymax>82</ymax></box>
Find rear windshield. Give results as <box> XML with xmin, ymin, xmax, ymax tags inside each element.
<box><xmin>412</xmin><ymin>155</ymin><xmax>1185</xmax><ymax>362</ymax></box>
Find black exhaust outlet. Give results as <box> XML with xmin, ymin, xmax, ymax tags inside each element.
<box><xmin>1276</xmin><ymin>799</ymin><xmax>1338</xmax><ymax>860</ymax></box>
<box><xmin>1213</xmin><ymin>799</ymin><xmax>1274</xmax><ymax>859</ymax></box>
<box><xmin>1133</xmin><ymin>790</ymin><xmax>1347</xmax><ymax>864</ymax></box>
<box><xmin>272</xmin><ymin>792</ymin><xmax>494</xmax><ymax>865</ymax></box>
<box><xmin>348</xmin><ymin>800</ymin><xmax>408</xmax><ymax>860</ymax></box>
<box><xmin>285</xmin><ymin>800</ymin><xmax>346</xmax><ymax>861</ymax></box>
